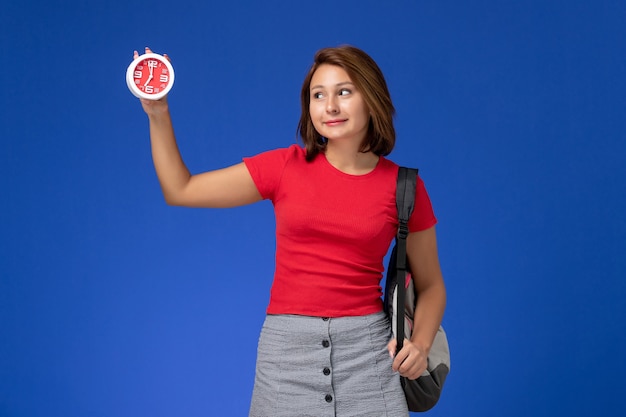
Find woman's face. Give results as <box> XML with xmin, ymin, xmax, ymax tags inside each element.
<box><xmin>309</xmin><ymin>64</ymin><xmax>370</xmax><ymax>145</ymax></box>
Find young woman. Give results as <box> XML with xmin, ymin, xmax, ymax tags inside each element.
<box><xmin>134</xmin><ymin>45</ymin><xmax>446</xmax><ymax>417</ymax></box>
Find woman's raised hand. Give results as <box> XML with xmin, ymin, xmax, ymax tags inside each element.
<box><xmin>133</xmin><ymin>47</ymin><xmax>171</xmax><ymax>116</ymax></box>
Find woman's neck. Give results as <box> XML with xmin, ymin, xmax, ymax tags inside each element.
<box><xmin>324</xmin><ymin>142</ymin><xmax>379</xmax><ymax>175</ymax></box>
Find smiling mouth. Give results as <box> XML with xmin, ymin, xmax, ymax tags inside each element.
<box><xmin>324</xmin><ymin>119</ymin><xmax>347</xmax><ymax>126</ymax></box>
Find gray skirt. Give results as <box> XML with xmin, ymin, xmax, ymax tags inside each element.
<box><xmin>249</xmin><ymin>312</ymin><xmax>409</xmax><ymax>417</ymax></box>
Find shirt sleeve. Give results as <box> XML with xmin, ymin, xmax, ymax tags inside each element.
<box><xmin>243</xmin><ymin>145</ymin><xmax>299</xmax><ymax>201</ymax></box>
<box><xmin>408</xmin><ymin>176</ymin><xmax>438</xmax><ymax>232</ymax></box>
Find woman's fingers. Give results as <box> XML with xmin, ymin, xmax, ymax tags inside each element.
<box><xmin>133</xmin><ymin>48</ymin><xmax>170</xmax><ymax>63</ymax></box>
<box><xmin>133</xmin><ymin>47</ymin><xmax>154</xmax><ymax>60</ymax></box>
<box><xmin>390</xmin><ymin>338</ymin><xmax>428</xmax><ymax>379</ymax></box>
<box><xmin>387</xmin><ymin>338</ymin><xmax>397</xmax><ymax>358</ymax></box>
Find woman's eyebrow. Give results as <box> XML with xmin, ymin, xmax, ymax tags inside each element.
<box><xmin>310</xmin><ymin>81</ymin><xmax>355</xmax><ymax>90</ymax></box>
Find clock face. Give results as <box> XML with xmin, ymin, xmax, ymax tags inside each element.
<box><xmin>126</xmin><ymin>53</ymin><xmax>174</xmax><ymax>100</ymax></box>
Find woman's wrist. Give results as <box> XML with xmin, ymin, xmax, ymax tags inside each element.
<box><xmin>147</xmin><ymin>107</ymin><xmax>171</xmax><ymax>124</ymax></box>
<box><xmin>410</xmin><ymin>334</ymin><xmax>431</xmax><ymax>356</ymax></box>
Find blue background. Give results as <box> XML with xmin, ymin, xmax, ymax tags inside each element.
<box><xmin>1</xmin><ymin>1</ymin><xmax>625</xmax><ymax>416</ymax></box>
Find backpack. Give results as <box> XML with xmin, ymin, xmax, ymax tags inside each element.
<box><xmin>383</xmin><ymin>167</ymin><xmax>451</xmax><ymax>412</ymax></box>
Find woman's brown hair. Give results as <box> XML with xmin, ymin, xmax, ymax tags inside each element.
<box><xmin>298</xmin><ymin>45</ymin><xmax>396</xmax><ymax>162</ymax></box>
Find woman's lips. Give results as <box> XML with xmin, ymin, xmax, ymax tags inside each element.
<box><xmin>324</xmin><ymin>119</ymin><xmax>347</xmax><ymax>126</ymax></box>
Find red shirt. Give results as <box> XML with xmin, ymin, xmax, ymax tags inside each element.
<box><xmin>243</xmin><ymin>145</ymin><xmax>437</xmax><ymax>317</ymax></box>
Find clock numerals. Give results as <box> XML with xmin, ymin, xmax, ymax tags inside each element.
<box><xmin>141</xmin><ymin>85</ymin><xmax>161</xmax><ymax>94</ymax></box>
<box><xmin>127</xmin><ymin>53</ymin><xmax>174</xmax><ymax>99</ymax></box>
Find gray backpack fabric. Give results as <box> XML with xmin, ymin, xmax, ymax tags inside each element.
<box><xmin>383</xmin><ymin>167</ymin><xmax>450</xmax><ymax>412</ymax></box>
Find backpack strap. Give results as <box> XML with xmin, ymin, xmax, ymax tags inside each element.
<box><xmin>395</xmin><ymin>167</ymin><xmax>418</xmax><ymax>352</ymax></box>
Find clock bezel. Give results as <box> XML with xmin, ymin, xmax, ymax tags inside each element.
<box><xmin>126</xmin><ymin>53</ymin><xmax>175</xmax><ymax>101</ymax></box>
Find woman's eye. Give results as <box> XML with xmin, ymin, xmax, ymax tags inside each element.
<box><xmin>339</xmin><ymin>88</ymin><xmax>351</xmax><ymax>96</ymax></box>
<box><xmin>313</xmin><ymin>92</ymin><xmax>324</xmax><ymax>99</ymax></box>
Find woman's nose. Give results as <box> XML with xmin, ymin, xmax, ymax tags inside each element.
<box><xmin>326</xmin><ymin>96</ymin><xmax>339</xmax><ymax>113</ymax></box>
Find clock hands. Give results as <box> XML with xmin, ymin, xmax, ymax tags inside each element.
<box><xmin>127</xmin><ymin>51</ymin><xmax>174</xmax><ymax>100</ymax></box>
<box><xmin>144</xmin><ymin>60</ymin><xmax>157</xmax><ymax>86</ymax></box>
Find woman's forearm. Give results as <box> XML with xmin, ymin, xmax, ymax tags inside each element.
<box><xmin>147</xmin><ymin>110</ymin><xmax>192</xmax><ymax>204</ymax></box>
<box><xmin>410</xmin><ymin>279</ymin><xmax>446</xmax><ymax>354</ymax></box>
